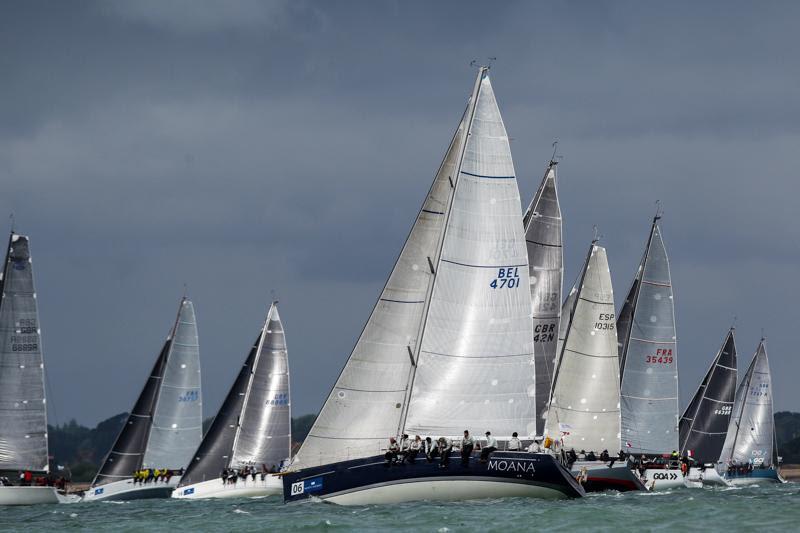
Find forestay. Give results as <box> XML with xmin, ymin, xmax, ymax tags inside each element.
<box><xmin>181</xmin><ymin>302</ymin><xmax>290</xmax><ymax>485</ymax></box>
<box><xmin>545</xmin><ymin>244</ymin><xmax>620</xmax><ymax>452</ymax></box>
<box><xmin>143</xmin><ymin>298</ymin><xmax>202</xmax><ymax>469</ymax></box>
<box><xmin>404</xmin><ymin>71</ymin><xmax>534</xmax><ymax>439</ymax></box>
<box><xmin>719</xmin><ymin>340</ymin><xmax>774</xmax><ymax>467</ymax></box>
<box><xmin>523</xmin><ymin>162</ymin><xmax>563</xmax><ymax>436</ymax></box>
<box><xmin>679</xmin><ymin>329</ymin><xmax>737</xmax><ymax>464</ymax></box>
<box><xmin>617</xmin><ymin>218</ymin><xmax>679</xmax><ymax>454</ymax></box>
<box><xmin>0</xmin><ymin>233</ymin><xmax>48</xmax><ymax>472</ymax></box>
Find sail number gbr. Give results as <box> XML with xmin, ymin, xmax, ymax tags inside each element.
<box><xmin>490</xmin><ymin>267</ymin><xmax>520</xmax><ymax>289</ymax></box>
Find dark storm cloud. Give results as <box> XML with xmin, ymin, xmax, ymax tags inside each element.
<box><xmin>1</xmin><ymin>0</ymin><xmax>798</xmax><ymax>426</ymax></box>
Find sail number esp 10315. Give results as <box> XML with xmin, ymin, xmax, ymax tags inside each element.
<box><xmin>490</xmin><ymin>267</ymin><xmax>520</xmax><ymax>289</ymax></box>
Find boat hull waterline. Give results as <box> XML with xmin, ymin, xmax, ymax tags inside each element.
<box><xmin>284</xmin><ymin>452</ymin><xmax>585</xmax><ymax>505</ymax></box>
<box><xmin>173</xmin><ymin>475</ymin><xmax>282</xmax><ymax>499</ymax></box>
<box><xmin>0</xmin><ymin>486</ymin><xmax>64</xmax><ymax>506</ymax></box>
<box><xmin>82</xmin><ymin>477</ymin><xmax>181</xmax><ymax>502</ymax></box>
<box><xmin>722</xmin><ymin>469</ymin><xmax>785</xmax><ymax>486</ymax></box>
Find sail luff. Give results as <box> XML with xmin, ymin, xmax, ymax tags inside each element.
<box><xmin>523</xmin><ymin>160</ymin><xmax>563</xmax><ymax>436</ymax></box>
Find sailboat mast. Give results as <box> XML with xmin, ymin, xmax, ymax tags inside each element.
<box><xmin>396</xmin><ymin>66</ymin><xmax>487</xmax><ymax>437</ymax></box>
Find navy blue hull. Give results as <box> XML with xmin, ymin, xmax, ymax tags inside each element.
<box><xmin>283</xmin><ymin>452</ymin><xmax>585</xmax><ymax>504</ymax></box>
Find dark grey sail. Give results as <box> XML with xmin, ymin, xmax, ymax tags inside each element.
<box><xmin>0</xmin><ymin>233</ymin><xmax>49</xmax><ymax>473</ymax></box>
<box><xmin>92</xmin><ymin>340</ymin><xmax>170</xmax><ymax>485</ymax></box>
<box><xmin>679</xmin><ymin>328</ymin><xmax>737</xmax><ymax>463</ymax></box>
<box><xmin>617</xmin><ymin>216</ymin><xmax>679</xmax><ymax>454</ymax></box>
<box><xmin>179</xmin><ymin>302</ymin><xmax>290</xmax><ymax>486</ymax></box>
<box><xmin>523</xmin><ymin>160</ymin><xmax>563</xmax><ymax>436</ymax></box>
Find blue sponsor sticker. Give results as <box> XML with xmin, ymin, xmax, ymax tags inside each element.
<box><xmin>94</xmin><ymin>487</ymin><xmax>104</xmax><ymax>495</ymax></box>
<box><xmin>304</xmin><ymin>477</ymin><xmax>323</xmax><ymax>493</ymax></box>
<box><xmin>183</xmin><ymin>487</ymin><xmax>195</xmax><ymax>495</ymax></box>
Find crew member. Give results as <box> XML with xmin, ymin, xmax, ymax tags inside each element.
<box><xmin>527</xmin><ymin>436</ymin><xmax>544</xmax><ymax>453</ymax></box>
<box><xmin>460</xmin><ymin>430</ymin><xmax>475</xmax><ymax>466</ymax></box>
<box><xmin>385</xmin><ymin>437</ymin><xmax>400</xmax><ymax>465</ymax></box>
<box><xmin>437</xmin><ymin>437</ymin><xmax>452</xmax><ymax>468</ymax></box>
<box><xmin>480</xmin><ymin>431</ymin><xmax>497</xmax><ymax>462</ymax></box>
<box><xmin>507</xmin><ymin>432</ymin><xmax>522</xmax><ymax>451</ymax></box>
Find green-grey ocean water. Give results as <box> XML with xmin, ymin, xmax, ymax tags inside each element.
<box><xmin>2</xmin><ymin>483</ymin><xmax>799</xmax><ymax>532</ymax></box>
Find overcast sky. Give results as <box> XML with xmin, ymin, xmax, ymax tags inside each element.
<box><xmin>2</xmin><ymin>1</ymin><xmax>799</xmax><ymax>427</ymax></box>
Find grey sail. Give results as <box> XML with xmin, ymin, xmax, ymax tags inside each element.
<box><xmin>617</xmin><ymin>217</ymin><xmax>679</xmax><ymax>454</ymax></box>
<box><xmin>545</xmin><ymin>243</ymin><xmax>620</xmax><ymax>452</ymax></box>
<box><xmin>230</xmin><ymin>302</ymin><xmax>290</xmax><ymax>469</ymax></box>
<box><xmin>180</xmin><ymin>302</ymin><xmax>289</xmax><ymax>486</ymax></box>
<box><xmin>403</xmin><ymin>69</ymin><xmax>534</xmax><ymax>439</ymax></box>
<box><xmin>719</xmin><ymin>340</ymin><xmax>774</xmax><ymax>467</ymax></box>
<box><xmin>93</xmin><ymin>297</ymin><xmax>200</xmax><ymax>486</ymax></box>
<box><xmin>523</xmin><ymin>161</ymin><xmax>563</xmax><ymax>436</ymax></box>
<box><xmin>679</xmin><ymin>329</ymin><xmax>737</xmax><ymax>463</ymax></box>
<box><xmin>143</xmin><ymin>298</ymin><xmax>202</xmax><ymax>469</ymax></box>
<box><xmin>0</xmin><ymin>233</ymin><xmax>49</xmax><ymax>472</ymax></box>
<box><xmin>292</xmin><ymin>74</ymin><xmax>474</xmax><ymax>470</ymax></box>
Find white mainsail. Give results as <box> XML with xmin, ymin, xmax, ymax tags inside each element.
<box><xmin>719</xmin><ymin>340</ymin><xmax>774</xmax><ymax>467</ymax></box>
<box><xmin>142</xmin><ymin>298</ymin><xmax>203</xmax><ymax>469</ymax></box>
<box><xmin>545</xmin><ymin>243</ymin><xmax>620</xmax><ymax>452</ymax></box>
<box><xmin>403</xmin><ymin>71</ymin><xmax>533</xmax><ymax>439</ymax></box>
<box><xmin>523</xmin><ymin>161</ymin><xmax>563</xmax><ymax>436</ymax></box>
<box><xmin>617</xmin><ymin>217</ymin><xmax>679</xmax><ymax>454</ymax></box>
<box><xmin>294</xmin><ymin>68</ymin><xmax>532</xmax><ymax>469</ymax></box>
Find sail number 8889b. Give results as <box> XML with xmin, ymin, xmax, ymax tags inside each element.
<box><xmin>490</xmin><ymin>267</ymin><xmax>520</xmax><ymax>289</ymax></box>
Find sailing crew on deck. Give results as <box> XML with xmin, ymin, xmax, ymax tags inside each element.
<box><xmin>460</xmin><ymin>430</ymin><xmax>475</xmax><ymax>466</ymax></box>
<box><xmin>385</xmin><ymin>437</ymin><xmax>400</xmax><ymax>465</ymax></box>
<box><xmin>424</xmin><ymin>437</ymin><xmax>437</xmax><ymax>462</ymax></box>
<box><xmin>437</xmin><ymin>437</ymin><xmax>452</xmax><ymax>468</ymax></box>
<box><xmin>480</xmin><ymin>431</ymin><xmax>497</xmax><ymax>462</ymax></box>
<box><xmin>398</xmin><ymin>434</ymin><xmax>411</xmax><ymax>463</ymax></box>
<box><xmin>404</xmin><ymin>435</ymin><xmax>422</xmax><ymax>464</ymax></box>
<box><xmin>507</xmin><ymin>432</ymin><xmax>522</xmax><ymax>451</ymax></box>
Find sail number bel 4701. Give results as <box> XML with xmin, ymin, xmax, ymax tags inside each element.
<box><xmin>490</xmin><ymin>267</ymin><xmax>520</xmax><ymax>289</ymax></box>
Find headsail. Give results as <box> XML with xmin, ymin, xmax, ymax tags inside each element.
<box><xmin>719</xmin><ymin>340</ymin><xmax>774</xmax><ymax>467</ymax></box>
<box><xmin>294</xmin><ymin>68</ymin><xmax>531</xmax><ymax>469</ymax></box>
<box><xmin>93</xmin><ymin>297</ymin><xmax>201</xmax><ymax>486</ymax></box>
<box><xmin>403</xmin><ymin>70</ymin><xmax>533</xmax><ymax>438</ymax></box>
<box><xmin>0</xmin><ymin>233</ymin><xmax>49</xmax><ymax>472</ymax></box>
<box><xmin>523</xmin><ymin>161</ymin><xmax>563</xmax><ymax>436</ymax></box>
<box><xmin>545</xmin><ymin>243</ymin><xmax>620</xmax><ymax>452</ymax></box>
<box><xmin>617</xmin><ymin>217</ymin><xmax>679</xmax><ymax>454</ymax></box>
<box><xmin>180</xmin><ymin>302</ymin><xmax>290</xmax><ymax>485</ymax></box>
<box><xmin>678</xmin><ymin>328</ymin><xmax>737</xmax><ymax>463</ymax></box>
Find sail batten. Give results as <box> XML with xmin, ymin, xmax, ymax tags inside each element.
<box><xmin>618</xmin><ymin>219</ymin><xmax>679</xmax><ymax>454</ymax></box>
<box><xmin>0</xmin><ymin>233</ymin><xmax>49</xmax><ymax>472</ymax></box>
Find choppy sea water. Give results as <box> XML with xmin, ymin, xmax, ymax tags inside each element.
<box><xmin>2</xmin><ymin>483</ymin><xmax>799</xmax><ymax>532</ymax></box>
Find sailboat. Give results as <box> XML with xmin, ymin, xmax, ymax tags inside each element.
<box><xmin>717</xmin><ymin>339</ymin><xmax>785</xmax><ymax>484</ymax></box>
<box><xmin>283</xmin><ymin>67</ymin><xmax>584</xmax><ymax>505</ymax></box>
<box><xmin>0</xmin><ymin>232</ymin><xmax>71</xmax><ymax>505</ymax></box>
<box><xmin>616</xmin><ymin>214</ymin><xmax>682</xmax><ymax>489</ymax></box>
<box><xmin>679</xmin><ymin>328</ymin><xmax>737</xmax><ymax>486</ymax></box>
<box><xmin>173</xmin><ymin>301</ymin><xmax>290</xmax><ymax>499</ymax></box>
<box><xmin>545</xmin><ymin>241</ymin><xmax>646</xmax><ymax>492</ymax></box>
<box><xmin>522</xmin><ymin>157</ymin><xmax>563</xmax><ymax>437</ymax></box>
<box><xmin>83</xmin><ymin>296</ymin><xmax>202</xmax><ymax>501</ymax></box>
